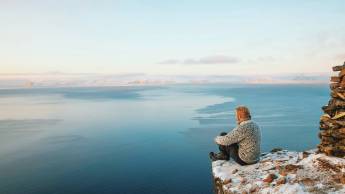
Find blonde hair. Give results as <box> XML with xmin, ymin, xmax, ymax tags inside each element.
<box><xmin>235</xmin><ymin>106</ymin><xmax>251</xmax><ymax>120</ymax></box>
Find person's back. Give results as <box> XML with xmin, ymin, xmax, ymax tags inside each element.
<box><xmin>234</xmin><ymin>120</ymin><xmax>261</xmax><ymax>164</ymax></box>
<box><xmin>210</xmin><ymin>106</ymin><xmax>261</xmax><ymax>165</ymax></box>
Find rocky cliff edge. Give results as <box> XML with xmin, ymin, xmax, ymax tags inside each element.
<box><xmin>212</xmin><ymin>149</ymin><xmax>345</xmax><ymax>194</ymax></box>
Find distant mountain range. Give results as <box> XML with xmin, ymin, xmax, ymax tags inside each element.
<box><xmin>0</xmin><ymin>73</ymin><xmax>330</xmax><ymax>89</ymax></box>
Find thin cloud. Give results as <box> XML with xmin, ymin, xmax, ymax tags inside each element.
<box><xmin>157</xmin><ymin>59</ymin><xmax>180</xmax><ymax>65</ymax></box>
<box><xmin>335</xmin><ymin>53</ymin><xmax>345</xmax><ymax>61</ymax></box>
<box><xmin>255</xmin><ymin>56</ymin><xmax>277</xmax><ymax>63</ymax></box>
<box><xmin>157</xmin><ymin>55</ymin><xmax>240</xmax><ymax>65</ymax></box>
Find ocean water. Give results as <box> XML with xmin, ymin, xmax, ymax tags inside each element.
<box><xmin>0</xmin><ymin>84</ymin><xmax>329</xmax><ymax>194</ymax></box>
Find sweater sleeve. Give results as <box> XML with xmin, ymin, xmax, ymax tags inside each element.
<box><xmin>214</xmin><ymin>125</ymin><xmax>246</xmax><ymax>146</ymax></box>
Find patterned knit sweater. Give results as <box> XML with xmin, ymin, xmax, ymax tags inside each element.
<box><xmin>215</xmin><ymin>120</ymin><xmax>261</xmax><ymax>164</ymax></box>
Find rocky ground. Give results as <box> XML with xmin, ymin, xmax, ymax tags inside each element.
<box><xmin>212</xmin><ymin>149</ymin><xmax>345</xmax><ymax>194</ymax></box>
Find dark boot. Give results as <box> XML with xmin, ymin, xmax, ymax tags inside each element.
<box><xmin>209</xmin><ymin>152</ymin><xmax>229</xmax><ymax>161</ymax></box>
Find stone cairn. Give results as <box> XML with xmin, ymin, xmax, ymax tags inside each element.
<box><xmin>319</xmin><ymin>61</ymin><xmax>345</xmax><ymax>157</ymax></box>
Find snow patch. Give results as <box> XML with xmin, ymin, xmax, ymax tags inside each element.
<box><xmin>212</xmin><ymin>150</ymin><xmax>345</xmax><ymax>194</ymax></box>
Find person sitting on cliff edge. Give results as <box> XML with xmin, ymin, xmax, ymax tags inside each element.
<box><xmin>209</xmin><ymin>106</ymin><xmax>261</xmax><ymax>165</ymax></box>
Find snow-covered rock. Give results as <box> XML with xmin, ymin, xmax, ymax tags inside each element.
<box><xmin>212</xmin><ymin>149</ymin><xmax>345</xmax><ymax>194</ymax></box>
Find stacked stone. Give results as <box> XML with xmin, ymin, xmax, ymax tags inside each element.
<box><xmin>318</xmin><ymin>62</ymin><xmax>345</xmax><ymax>157</ymax></box>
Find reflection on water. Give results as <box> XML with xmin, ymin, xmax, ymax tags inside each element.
<box><xmin>40</xmin><ymin>135</ymin><xmax>85</xmax><ymax>144</ymax></box>
<box><xmin>0</xmin><ymin>119</ymin><xmax>61</xmax><ymax>131</ymax></box>
<box><xmin>0</xmin><ymin>84</ymin><xmax>328</xmax><ymax>194</ymax></box>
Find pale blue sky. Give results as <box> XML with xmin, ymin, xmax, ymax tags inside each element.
<box><xmin>1</xmin><ymin>0</ymin><xmax>345</xmax><ymax>75</ymax></box>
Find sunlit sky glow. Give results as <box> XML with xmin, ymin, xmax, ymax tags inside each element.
<box><xmin>1</xmin><ymin>0</ymin><xmax>345</xmax><ymax>75</ymax></box>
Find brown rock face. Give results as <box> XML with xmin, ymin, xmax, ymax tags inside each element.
<box><xmin>263</xmin><ymin>173</ymin><xmax>278</xmax><ymax>183</ymax></box>
<box><xmin>276</xmin><ymin>177</ymin><xmax>286</xmax><ymax>185</ymax></box>
<box><xmin>333</xmin><ymin>173</ymin><xmax>345</xmax><ymax>184</ymax></box>
<box><xmin>319</xmin><ymin>61</ymin><xmax>345</xmax><ymax>157</ymax></box>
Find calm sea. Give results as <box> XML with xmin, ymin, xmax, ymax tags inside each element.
<box><xmin>0</xmin><ymin>84</ymin><xmax>328</xmax><ymax>194</ymax></box>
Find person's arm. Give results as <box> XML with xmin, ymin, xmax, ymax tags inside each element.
<box><xmin>214</xmin><ymin>125</ymin><xmax>246</xmax><ymax>146</ymax></box>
